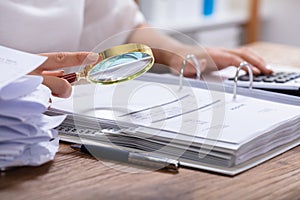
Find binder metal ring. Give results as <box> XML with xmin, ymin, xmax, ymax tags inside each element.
<box><xmin>233</xmin><ymin>61</ymin><xmax>253</xmax><ymax>99</ymax></box>
<box><xmin>179</xmin><ymin>54</ymin><xmax>201</xmax><ymax>90</ymax></box>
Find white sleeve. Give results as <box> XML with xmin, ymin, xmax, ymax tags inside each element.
<box><xmin>79</xmin><ymin>0</ymin><xmax>146</xmax><ymax>51</ymax></box>
<box><xmin>0</xmin><ymin>0</ymin><xmax>85</xmax><ymax>53</ymax></box>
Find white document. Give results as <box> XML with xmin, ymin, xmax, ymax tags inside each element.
<box><xmin>0</xmin><ymin>75</ymin><xmax>43</xmax><ymax>100</ymax></box>
<box><xmin>0</xmin><ymin>143</ymin><xmax>27</xmax><ymax>157</ymax></box>
<box><xmin>0</xmin><ymin>84</ymin><xmax>51</xmax><ymax>115</ymax></box>
<box><xmin>0</xmin><ymin>113</ymin><xmax>65</xmax><ymax>169</ymax></box>
<box><xmin>0</xmin><ymin>114</ymin><xmax>66</xmax><ymax>143</ymax></box>
<box><xmin>0</xmin><ymin>114</ymin><xmax>22</xmax><ymax>125</ymax></box>
<box><xmin>0</xmin><ymin>137</ymin><xmax>59</xmax><ymax>169</ymax></box>
<box><xmin>0</xmin><ymin>45</ymin><xmax>47</xmax><ymax>89</ymax></box>
<box><xmin>0</xmin><ymin>111</ymin><xmax>64</xmax><ymax>126</ymax></box>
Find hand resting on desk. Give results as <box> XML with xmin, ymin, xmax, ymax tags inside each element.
<box><xmin>167</xmin><ymin>45</ymin><xmax>273</xmax><ymax>76</ymax></box>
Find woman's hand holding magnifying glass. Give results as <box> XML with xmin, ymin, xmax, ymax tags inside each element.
<box><xmin>29</xmin><ymin>44</ymin><xmax>154</xmax><ymax>98</ymax></box>
<box><xmin>29</xmin><ymin>52</ymin><xmax>99</xmax><ymax>98</ymax></box>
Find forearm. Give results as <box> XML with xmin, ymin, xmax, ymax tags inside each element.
<box><xmin>126</xmin><ymin>24</ymin><xmax>187</xmax><ymax>66</ymax></box>
<box><xmin>126</xmin><ymin>24</ymin><xmax>207</xmax><ymax>75</ymax></box>
<box><xmin>126</xmin><ymin>24</ymin><xmax>271</xmax><ymax>76</ymax></box>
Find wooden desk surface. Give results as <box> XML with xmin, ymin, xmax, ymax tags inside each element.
<box><xmin>1</xmin><ymin>42</ymin><xmax>300</xmax><ymax>200</ymax></box>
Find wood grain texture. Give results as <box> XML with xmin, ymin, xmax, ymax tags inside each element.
<box><xmin>1</xmin><ymin>42</ymin><xmax>300</xmax><ymax>200</ymax></box>
<box><xmin>246</xmin><ymin>0</ymin><xmax>260</xmax><ymax>43</ymax></box>
<box><xmin>247</xmin><ymin>42</ymin><xmax>300</xmax><ymax>67</ymax></box>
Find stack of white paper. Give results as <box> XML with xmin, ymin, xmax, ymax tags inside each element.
<box><xmin>0</xmin><ymin>46</ymin><xmax>65</xmax><ymax>170</ymax></box>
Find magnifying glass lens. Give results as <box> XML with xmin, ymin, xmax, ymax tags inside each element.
<box><xmin>88</xmin><ymin>52</ymin><xmax>153</xmax><ymax>84</ymax></box>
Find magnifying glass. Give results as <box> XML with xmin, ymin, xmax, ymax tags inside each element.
<box><xmin>63</xmin><ymin>43</ymin><xmax>155</xmax><ymax>85</ymax></box>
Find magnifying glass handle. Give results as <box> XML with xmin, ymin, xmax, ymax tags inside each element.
<box><xmin>60</xmin><ymin>73</ymin><xmax>77</xmax><ymax>83</ymax></box>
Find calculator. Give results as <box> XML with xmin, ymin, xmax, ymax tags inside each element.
<box><xmin>225</xmin><ymin>72</ymin><xmax>300</xmax><ymax>96</ymax></box>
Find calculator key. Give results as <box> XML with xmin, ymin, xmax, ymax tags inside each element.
<box><xmin>263</xmin><ymin>77</ymin><xmax>276</xmax><ymax>82</ymax></box>
<box><xmin>273</xmin><ymin>72</ymin><xmax>285</xmax><ymax>76</ymax></box>
<box><xmin>286</xmin><ymin>73</ymin><xmax>300</xmax><ymax>80</ymax></box>
<box><xmin>238</xmin><ymin>75</ymin><xmax>250</xmax><ymax>81</ymax></box>
<box><xmin>275</xmin><ymin>78</ymin><xmax>289</xmax><ymax>83</ymax></box>
<box><xmin>253</xmin><ymin>76</ymin><xmax>265</xmax><ymax>82</ymax></box>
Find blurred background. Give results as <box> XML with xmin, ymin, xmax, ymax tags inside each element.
<box><xmin>136</xmin><ymin>0</ymin><xmax>300</xmax><ymax>48</ymax></box>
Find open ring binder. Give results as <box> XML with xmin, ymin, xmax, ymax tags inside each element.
<box><xmin>51</xmin><ymin>71</ymin><xmax>300</xmax><ymax>176</ymax></box>
<box><xmin>233</xmin><ymin>61</ymin><xmax>253</xmax><ymax>99</ymax></box>
<box><xmin>179</xmin><ymin>54</ymin><xmax>201</xmax><ymax>90</ymax></box>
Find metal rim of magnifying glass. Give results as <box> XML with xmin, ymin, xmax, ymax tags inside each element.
<box><xmin>81</xmin><ymin>43</ymin><xmax>155</xmax><ymax>85</ymax></box>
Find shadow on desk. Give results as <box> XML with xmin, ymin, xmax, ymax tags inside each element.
<box><xmin>0</xmin><ymin>162</ymin><xmax>52</xmax><ymax>188</ymax></box>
